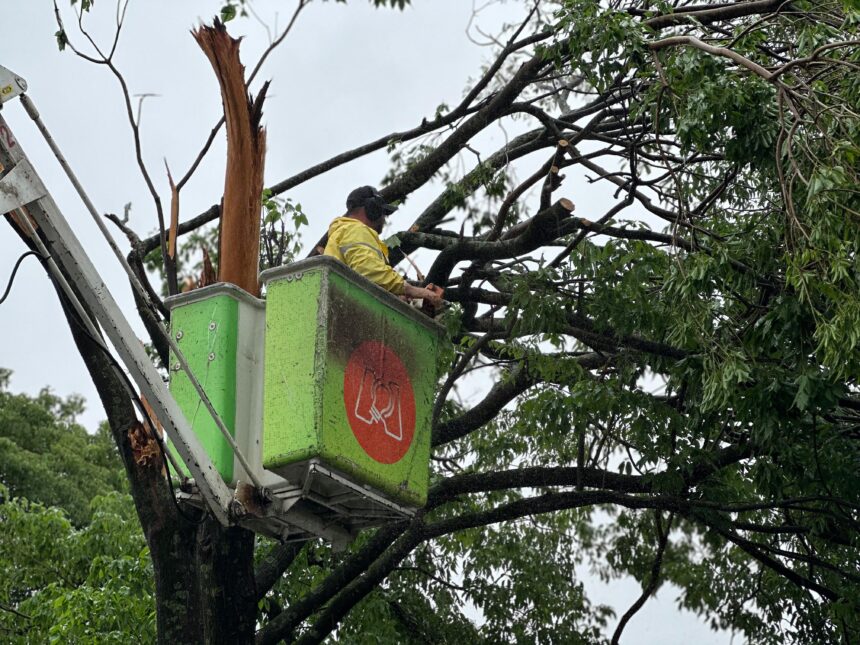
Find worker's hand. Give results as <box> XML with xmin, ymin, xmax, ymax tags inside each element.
<box><xmin>424</xmin><ymin>284</ymin><xmax>444</xmax><ymax>308</ymax></box>
<box><xmin>403</xmin><ymin>283</ymin><xmax>444</xmax><ymax>308</ymax></box>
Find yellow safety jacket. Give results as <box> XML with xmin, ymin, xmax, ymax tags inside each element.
<box><xmin>323</xmin><ymin>217</ymin><xmax>405</xmax><ymax>295</ymax></box>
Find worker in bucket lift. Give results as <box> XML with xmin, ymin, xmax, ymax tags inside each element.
<box><xmin>324</xmin><ymin>185</ymin><xmax>443</xmax><ymax>310</ymax></box>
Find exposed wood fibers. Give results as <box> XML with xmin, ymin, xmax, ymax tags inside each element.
<box><xmin>193</xmin><ymin>20</ymin><xmax>268</xmax><ymax>296</ymax></box>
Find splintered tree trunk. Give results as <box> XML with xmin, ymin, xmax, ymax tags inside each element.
<box><xmin>194</xmin><ymin>19</ymin><xmax>268</xmax><ymax>296</ymax></box>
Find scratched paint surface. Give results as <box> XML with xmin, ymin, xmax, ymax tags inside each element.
<box><xmin>168</xmin><ymin>295</ymin><xmax>239</xmax><ymax>482</ymax></box>
<box><xmin>262</xmin><ymin>270</ymin><xmax>325</xmax><ymax>468</ymax></box>
<box><xmin>262</xmin><ymin>259</ymin><xmax>443</xmax><ymax>506</ymax></box>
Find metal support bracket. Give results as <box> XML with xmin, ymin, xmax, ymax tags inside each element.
<box><xmin>0</xmin><ymin>65</ymin><xmax>27</xmax><ymax>107</ymax></box>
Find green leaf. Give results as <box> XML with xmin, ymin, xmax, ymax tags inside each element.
<box><xmin>55</xmin><ymin>29</ymin><xmax>68</xmax><ymax>51</ymax></box>
<box><xmin>220</xmin><ymin>3</ymin><xmax>238</xmax><ymax>22</ymax></box>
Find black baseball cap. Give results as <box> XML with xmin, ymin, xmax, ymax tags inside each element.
<box><xmin>346</xmin><ymin>186</ymin><xmax>398</xmax><ymax>215</ymax></box>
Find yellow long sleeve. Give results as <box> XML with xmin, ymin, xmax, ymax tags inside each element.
<box><xmin>323</xmin><ymin>217</ymin><xmax>405</xmax><ymax>295</ymax></box>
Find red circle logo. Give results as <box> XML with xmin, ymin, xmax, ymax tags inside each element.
<box><xmin>343</xmin><ymin>341</ymin><xmax>415</xmax><ymax>464</ymax></box>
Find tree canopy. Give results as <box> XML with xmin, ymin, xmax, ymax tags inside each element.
<box><xmin>3</xmin><ymin>0</ymin><xmax>859</xmax><ymax>643</ymax></box>
<box><xmin>0</xmin><ymin>372</ymin><xmax>152</xmax><ymax>642</ymax></box>
<box><xmin>0</xmin><ymin>369</ymin><xmax>126</xmax><ymax>525</ymax></box>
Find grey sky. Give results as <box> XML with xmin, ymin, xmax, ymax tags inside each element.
<box><xmin>1</xmin><ymin>1</ymin><xmax>733</xmax><ymax>642</ymax></box>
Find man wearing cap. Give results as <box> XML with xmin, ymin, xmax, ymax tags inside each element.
<box><xmin>324</xmin><ymin>186</ymin><xmax>443</xmax><ymax>307</ymax></box>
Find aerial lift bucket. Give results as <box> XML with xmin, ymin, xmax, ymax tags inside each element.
<box><xmin>166</xmin><ymin>256</ymin><xmax>445</xmax><ymax>540</ymax></box>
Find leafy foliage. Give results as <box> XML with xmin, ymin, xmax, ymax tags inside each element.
<box><xmin>0</xmin><ymin>488</ymin><xmax>154</xmax><ymax>643</ymax></box>
<box><xmin>0</xmin><ymin>374</ymin><xmax>126</xmax><ymax>525</ymax></box>
<box><xmin>0</xmin><ymin>376</ymin><xmax>152</xmax><ymax>643</ymax></box>
<box><xmin>260</xmin><ymin>191</ymin><xmax>307</xmax><ymax>272</ymax></box>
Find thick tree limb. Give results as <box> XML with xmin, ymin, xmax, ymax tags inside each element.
<box><xmin>702</xmin><ymin>518</ymin><xmax>840</xmax><ymax>601</ymax></box>
<box><xmin>649</xmin><ymin>35</ymin><xmax>775</xmax><ymax>81</ymax></box>
<box><xmin>424</xmin><ymin>198</ymin><xmax>574</xmax><ymax>285</ymax></box>
<box><xmin>432</xmin><ymin>362</ymin><xmax>534</xmax><ymax>446</ymax></box>
<box><xmin>254</xmin><ymin>542</ymin><xmax>305</xmax><ymax>601</ymax></box>
<box><xmin>428</xmin><ymin>443</ymin><xmax>752</xmax><ymax>507</ymax></box>
<box><xmin>138</xmin><ymin>205</ymin><xmax>220</xmax><ymax>256</ymax></box>
<box><xmin>641</xmin><ymin>0</ymin><xmax>792</xmax><ymax>30</ymax></box>
<box><xmin>466</xmin><ymin>314</ymin><xmax>688</xmax><ymax>361</ymax></box>
<box><xmin>256</xmin><ymin>523</ymin><xmax>408</xmax><ymax>645</ymax></box>
<box><xmin>428</xmin><ymin>466</ymin><xmax>650</xmax><ymax>505</ymax></box>
<box><xmin>295</xmin><ymin>490</ymin><xmax>688</xmax><ymax>645</ymax></box>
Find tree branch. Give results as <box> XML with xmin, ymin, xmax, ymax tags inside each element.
<box><xmin>254</xmin><ymin>541</ymin><xmax>304</xmax><ymax>601</ymax></box>
<box><xmin>611</xmin><ymin>512</ymin><xmax>673</xmax><ymax>645</ymax></box>
<box><xmin>641</xmin><ymin>0</ymin><xmax>792</xmax><ymax>30</ymax></box>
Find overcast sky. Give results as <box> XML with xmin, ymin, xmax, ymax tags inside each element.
<box><xmin>0</xmin><ymin>1</ymin><xmax>734</xmax><ymax>642</ymax></box>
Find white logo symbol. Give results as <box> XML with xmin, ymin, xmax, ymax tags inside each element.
<box><xmin>354</xmin><ymin>366</ymin><xmax>403</xmax><ymax>441</ymax></box>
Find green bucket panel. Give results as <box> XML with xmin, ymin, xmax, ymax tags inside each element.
<box><xmin>320</xmin><ymin>271</ymin><xmax>436</xmax><ymax>505</ymax></box>
<box><xmin>168</xmin><ymin>295</ymin><xmax>239</xmax><ymax>482</ymax></box>
<box><xmin>262</xmin><ymin>260</ymin><xmax>442</xmax><ymax>506</ymax></box>
<box><xmin>262</xmin><ymin>270</ymin><xmax>324</xmax><ymax>468</ymax></box>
